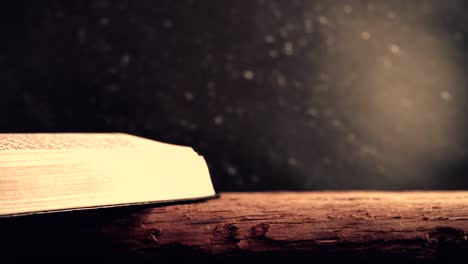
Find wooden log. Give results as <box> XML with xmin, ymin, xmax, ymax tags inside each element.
<box><xmin>1</xmin><ymin>192</ymin><xmax>468</xmax><ymax>261</ymax></box>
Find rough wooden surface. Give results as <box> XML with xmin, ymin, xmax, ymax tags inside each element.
<box><xmin>2</xmin><ymin>192</ymin><xmax>468</xmax><ymax>260</ymax></box>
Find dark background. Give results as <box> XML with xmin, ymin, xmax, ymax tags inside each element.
<box><xmin>2</xmin><ymin>0</ymin><xmax>468</xmax><ymax>191</ymax></box>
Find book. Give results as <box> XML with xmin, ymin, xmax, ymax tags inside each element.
<box><xmin>0</xmin><ymin>133</ymin><xmax>217</xmax><ymax>217</ymax></box>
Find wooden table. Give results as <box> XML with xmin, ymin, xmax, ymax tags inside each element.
<box><xmin>2</xmin><ymin>192</ymin><xmax>468</xmax><ymax>261</ymax></box>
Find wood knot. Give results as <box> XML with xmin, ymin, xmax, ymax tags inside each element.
<box><xmin>251</xmin><ymin>223</ymin><xmax>270</xmax><ymax>238</ymax></box>
<box><xmin>426</xmin><ymin>227</ymin><xmax>466</xmax><ymax>245</ymax></box>
<box><xmin>214</xmin><ymin>223</ymin><xmax>239</xmax><ymax>235</ymax></box>
<box><xmin>148</xmin><ymin>228</ymin><xmax>161</xmax><ymax>236</ymax></box>
<box><xmin>214</xmin><ymin>223</ymin><xmax>240</xmax><ymax>244</ymax></box>
<box><xmin>143</xmin><ymin>228</ymin><xmax>160</xmax><ymax>244</ymax></box>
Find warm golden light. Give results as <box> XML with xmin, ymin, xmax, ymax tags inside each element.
<box><xmin>320</xmin><ymin>6</ymin><xmax>466</xmax><ymax>185</ymax></box>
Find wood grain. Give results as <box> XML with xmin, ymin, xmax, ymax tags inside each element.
<box><xmin>1</xmin><ymin>191</ymin><xmax>468</xmax><ymax>261</ymax></box>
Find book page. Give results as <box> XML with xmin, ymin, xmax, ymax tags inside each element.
<box><xmin>0</xmin><ymin>133</ymin><xmax>180</xmax><ymax>152</ymax></box>
<box><xmin>0</xmin><ymin>133</ymin><xmax>216</xmax><ymax>216</ymax></box>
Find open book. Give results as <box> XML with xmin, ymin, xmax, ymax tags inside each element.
<box><xmin>0</xmin><ymin>133</ymin><xmax>217</xmax><ymax>217</ymax></box>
